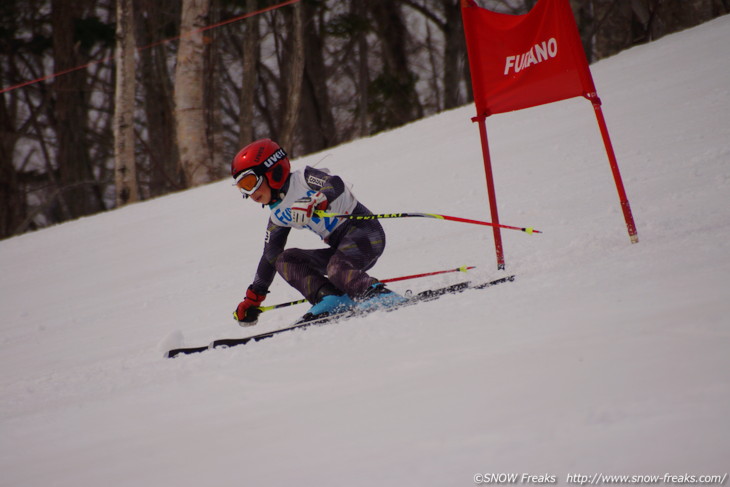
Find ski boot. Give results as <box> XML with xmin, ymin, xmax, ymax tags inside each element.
<box><xmin>355</xmin><ymin>282</ymin><xmax>409</xmax><ymax>312</ymax></box>
<box><xmin>304</xmin><ymin>293</ymin><xmax>356</xmax><ymax>319</ymax></box>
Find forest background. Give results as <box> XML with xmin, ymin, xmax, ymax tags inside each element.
<box><xmin>1</xmin><ymin>0</ymin><xmax>727</xmax><ymax>239</ymax></box>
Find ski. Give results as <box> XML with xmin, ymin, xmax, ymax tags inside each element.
<box><xmin>165</xmin><ymin>275</ymin><xmax>515</xmax><ymax>358</ymax></box>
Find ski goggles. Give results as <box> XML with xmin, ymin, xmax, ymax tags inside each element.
<box><xmin>234</xmin><ymin>170</ymin><xmax>264</xmax><ymax>196</ymax></box>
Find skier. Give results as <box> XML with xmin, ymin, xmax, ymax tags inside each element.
<box><xmin>231</xmin><ymin>138</ymin><xmax>406</xmax><ymax>325</ymax></box>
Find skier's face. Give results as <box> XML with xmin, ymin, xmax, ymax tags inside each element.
<box><xmin>250</xmin><ymin>178</ymin><xmax>272</xmax><ymax>205</ymax></box>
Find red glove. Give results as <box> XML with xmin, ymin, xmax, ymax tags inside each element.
<box><xmin>290</xmin><ymin>191</ymin><xmax>328</xmax><ymax>227</ymax></box>
<box><xmin>233</xmin><ymin>286</ymin><xmax>266</xmax><ymax>326</ymax></box>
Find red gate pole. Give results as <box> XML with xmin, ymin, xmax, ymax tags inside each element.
<box><xmin>473</xmin><ymin>115</ymin><xmax>506</xmax><ymax>269</ymax></box>
<box><xmin>589</xmin><ymin>96</ymin><xmax>639</xmax><ymax>244</ymax></box>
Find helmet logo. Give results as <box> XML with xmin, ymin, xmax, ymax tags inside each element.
<box><xmin>262</xmin><ymin>148</ymin><xmax>287</xmax><ymax>169</ymax></box>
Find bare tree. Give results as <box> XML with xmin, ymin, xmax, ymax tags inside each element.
<box><xmin>403</xmin><ymin>0</ymin><xmax>468</xmax><ymax>110</ymax></box>
<box><xmin>0</xmin><ymin>36</ymin><xmax>24</xmax><ymax>236</ymax></box>
<box><xmin>298</xmin><ymin>0</ymin><xmax>338</xmax><ymax>153</ymax></box>
<box><xmin>355</xmin><ymin>1</ymin><xmax>371</xmax><ymax>136</ymax></box>
<box><xmin>135</xmin><ymin>0</ymin><xmax>182</xmax><ymax>197</ymax></box>
<box><xmin>238</xmin><ymin>0</ymin><xmax>259</xmax><ymax>147</ymax></box>
<box><xmin>278</xmin><ymin>1</ymin><xmax>305</xmax><ymax>152</ymax></box>
<box><xmin>174</xmin><ymin>0</ymin><xmax>214</xmax><ymax>187</ymax></box>
<box><xmin>51</xmin><ymin>0</ymin><xmax>106</xmax><ymax>218</ymax></box>
<box><xmin>114</xmin><ymin>0</ymin><xmax>138</xmax><ymax>206</ymax></box>
<box><xmin>368</xmin><ymin>0</ymin><xmax>423</xmax><ymax>132</ymax></box>
<box><xmin>2</xmin><ymin>0</ymin><xmax>727</xmax><ymax>239</ymax></box>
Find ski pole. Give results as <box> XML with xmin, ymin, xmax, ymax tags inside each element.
<box><xmin>315</xmin><ymin>210</ymin><xmax>541</xmax><ymax>234</ymax></box>
<box><xmin>256</xmin><ymin>265</ymin><xmax>475</xmax><ymax>313</ymax></box>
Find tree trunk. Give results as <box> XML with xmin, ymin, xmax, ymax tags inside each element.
<box><xmin>238</xmin><ymin>0</ymin><xmax>259</xmax><ymax>147</ymax></box>
<box><xmin>136</xmin><ymin>0</ymin><xmax>182</xmax><ymax>197</ymax></box>
<box><xmin>298</xmin><ymin>0</ymin><xmax>337</xmax><ymax>153</ymax></box>
<box><xmin>0</xmin><ymin>84</ymin><xmax>24</xmax><ymax>238</ymax></box>
<box><xmin>114</xmin><ymin>0</ymin><xmax>138</xmax><ymax>206</ymax></box>
<box><xmin>356</xmin><ymin>0</ymin><xmax>370</xmax><ymax>137</ymax></box>
<box><xmin>174</xmin><ymin>0</ymin><xmax>213</xmax><ymax>187</ymax></box>
<box><xmin>278</xmin><ymin>1</ymin><xmax>305</xmax><ymax>152</ymax></box>
<box><xmin>441</xmin><ymin>0</ymin><xmax>466</xmax><ymax>110</ymax></box>
<box><xmin>368</xmin><ymin>0</ymin><xmax>422</xmax><ymax>131</ymax></box>
<box><xmin>51</xmin><ymin>0</ymin><xmax>105</xmax><ymax>217</ymax></box>
<box><xmin>0</xmin><ymin>12</ymin><xmax>27</xmax><ymax>240</ymax></box>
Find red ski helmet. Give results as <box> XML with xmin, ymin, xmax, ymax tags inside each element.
<box><xmin>231</xmin><ymin>139</ymin><xmax>290</xmax><ymax>191</ymax></box>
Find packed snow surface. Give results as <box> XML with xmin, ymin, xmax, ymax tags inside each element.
<box><xmin>2</xmin><ymin>16</ymin><xmax>729</xmax><ymax>487</ymax></box>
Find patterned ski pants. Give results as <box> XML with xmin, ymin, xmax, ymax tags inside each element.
<box><xmin>275</xmin><ymin>220</ymin><xmax>386</xmax><ymax>303</ymax></box>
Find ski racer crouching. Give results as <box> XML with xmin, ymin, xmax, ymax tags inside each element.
<box><xmin>231</xmin><ymin>138</ymin><xmax>406</xmax><ymax>325</ymax></box>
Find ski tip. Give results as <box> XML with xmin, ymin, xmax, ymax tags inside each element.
<box><xmin>165</xmin><ymin>345</ymin><xmax>209</xmax><ymax>358</ymax></box>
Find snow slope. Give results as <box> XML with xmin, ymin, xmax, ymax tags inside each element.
<box><xmin>2</xmin><ymin>16</ymin><xmax>729</xmax><ymax>487</ymax></box>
